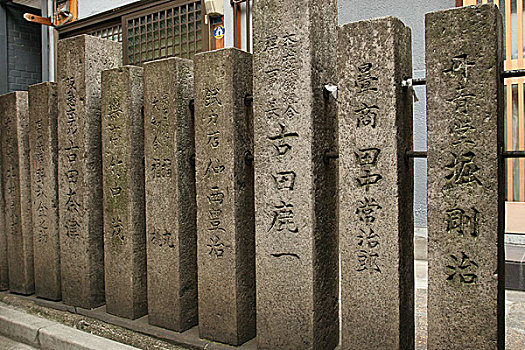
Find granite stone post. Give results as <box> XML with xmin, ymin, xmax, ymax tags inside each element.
<box><xmin>338</xmin><ymin>17</ymin><xmax>414</xmax><ymax>350</ymax></box>
<box><xmin>143</xmin><ymin>58</ymin><xmax>197</xmax><ymax>332</ymax></box>
<box><xmin>426</xmin><ymin>4</ymin><xmax>504</xmax><ymax>349</ymax></box>
<box><xmin>28</xmin><ymin>82</ymin><xmax>61</xmax><ymax>301</ymax></box>
<box><xmin>57</xmin><ymin>35</ymin><xmax>121</xmax><ymax>308</ymax></box>
<box><xmin>0</xmin><ymin>91</ymin><xmax>34</xmax><ymax>295</ymax></box>
<box><xmin>194</xmin><ymin>48</ymin><xmax>255</xmax><ymax>345</ymax></box>
<box><xmin>253</xmin><ymin>0</ymin><xmax>338</xmax><ymax>349</ymax></box>
<box><xmin>0</xmin><ymin>145</ymin><xmax>7</xmax><ymax>291</ymax></box>
<box><xmin>102</xmin><ymin>66</ymin><xmax>147</xmax><ymax>319</ymax></box>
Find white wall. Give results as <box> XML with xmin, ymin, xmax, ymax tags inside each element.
<box><xmin>78</xmin><ymin>0</ymin><xmax>139</xmax><ymax>20</ymax></box>
<box><xmin>224</xmin><ymin>0</ymin><xmax>251</xmax><ymax>52</ymax></box>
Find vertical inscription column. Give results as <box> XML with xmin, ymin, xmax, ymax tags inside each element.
<box><xmin>57</xmin><ymin>35</ymin><xmax>121</xmax><ymax>308</ymax></box>
<box><xmin>338</xmin><ymin>18</ymin><xmax>414</xmax><ymax>350</ymax></box>
<box><xmin>195</xmin><ymin>48</ymin><xmax>255</xmax><ymax>345</ymax></box>
<box><xmin>0</xmin><ymin>92</ymin><xmax>33</xmax><ymax>295</ymax></box>
<box><xmin>102</xmin><ymin>66</ymin><xmax>147</xmax><ymax>319</ymax></box>
<box><xmin>144</xmin><ymin>58</ymin><xmax>197</xmax><ymax>332</ymax></box>
<box><xmin>426</xmin><ymin>5</ymin><xmax>504</xmax><ymax>349</ymax></box>
<box><xmin>29</xmin><ymin>82</ymin><xmax>61</xmax><ymax>300</ymax></box>
<box><xmin>253</xmin><ymin>0</ymin><xmax>338</xmax><ymax>349</ymax></box>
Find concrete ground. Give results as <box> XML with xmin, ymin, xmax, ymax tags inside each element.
<box><xmin>415</xmin><ymin>260</ymin><xmax>525</xmax><ymax>350</ymax></box>
<box><xmin>0</xmin><ymin>296</ymin><xmax>187</xmax><ymax>350</ymax></box>
<box><xmin>0</xmin><ymin>335</ymin><xmax>36</xmax><ymax>350</ymax></box>
<box><xmin>0</xmin><ymin>261</ymin><xmax>523</xmax><ymax>349</ymax></box>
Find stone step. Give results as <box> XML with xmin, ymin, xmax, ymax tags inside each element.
<box><xmin>0</xmin><ymin>303</ymin><xmax>139</xmax><ymax>350</ymax></box>
<box><xmin>0</xmin><ymin>335</ymin><xmax>37</xmax><ymax>350</ymax></box>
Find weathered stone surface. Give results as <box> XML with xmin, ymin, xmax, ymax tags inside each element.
<box><xmin>253</xmin><ymin>0</ymin><xmax>338</xmax><ymax>349</ymax></box>
<box><xmin>0</xmin><ymin>142</ymin><xmax>7</xmax><ymax>291</ymax></box>
<box><xmin>0</xmin><ymin>91</ymin><xmax>34</xmax><ymax>295</ymax></box>
<box><xmin>28</xmin><ymin>82</ymin><xmax>61</xmax><ymax>301</ymax></box>
<box><xmin>194</xmin><ymin>48</ymin><xmax>255</xmax><ymax>345</ymax></box>
<box><xmin>143</xmin><ymin>57</ymin><xmax>197</xmax><ymax>332</ymax></box>
<box><xmin>338</xmin><ymin>17</ymin><xmax>414</xmax><ymax>350</ymax></box>
<box><xmin>57</xmin><ymin>35</ymin><xmax>121</xmax><ymax>308</ymax></box>
<box><xmin>102</xmin><ymin>66</ymin><xmax>147</xmax><ymax>320</ymax></box>
<box><xmin>426</xmin><ymin>4</ymin><xmax>504</xmax><ymax>349</ymax></box>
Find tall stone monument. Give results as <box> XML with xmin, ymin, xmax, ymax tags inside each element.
<box><xmin>102</xmin><ymin>66</ymin><xmax>147</xmax><ymax>319</ymax></box>
<box><xmin>338</xmin><ymin>17</ymin><xmax>414</xmax><ymax>350</ymax></box>
<box><xmin>0</xmin><ymin>91</ymin><xmax>34</xmax><ymax>295</ymax></box>
<box><xmin>143</xmin><ymin>58</ymin><xmax>197</xmax><ymax>331</ymax></box>
<box><xmin>57</xmin><ymin>35</ymin><xmax>121</xmax><ymax>308</ymax></box>
<box><xmin>194</xmin><ymin>48</ymin><xmax>255</xmax><ymax>345</ymax></box>
<box><xmin>29</xmin><ymin>82</ymin><xmax>61</xmax><ymax>300</ymax></box>
<box><xmin>253</xmin><ymin>0</ymin><xmax>339</xmax><ymax>348</ymax></box>
<box><xmin>426</xmin><ymin>4</ymin><xmax>504</xmax><ymax>349</ymax></box>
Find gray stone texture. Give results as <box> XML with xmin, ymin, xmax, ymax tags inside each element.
<box><xmin>102</xmin><ymin>66</ymin><xmax>147</xmax><ymax>320</ymax></box>
<box><xmin>28</xmin><ymin>82</ymin><xmax>61</xmax><ymax>301</ymax></box>
<box><xmin>337</xmin><ymin>0</ymin><xmax>457</xmax><ymax>229</ymax></box>
<box><xmin>194</xmin><ymin>48</ymin><xmax>255</xmax><ymax>345</ymax></box>
<box><xmin>0</xmin><ymin>91</ymin><xmax>34</xmax><ymax>295</ymax></box>
<box><xmin>338</xmin><ymin>17</ymin><xmax>414</xmax><ymax>350</ymax></box>
<box><xmin>426</xmin><ymin>4</ymin><xmax>505</xmax><ymax>349</ymax></box>
<box><xmin>57</xmin><ymin>35</ymin><xmax>121</xmax><ymax>308</ymax></box>
<box><xmin>143</xmin><ymin>58</ymin><xmax>197</xmax><ymax>332</ymax></box>
<box><xmin>253</xmin><ymin>0</ymin><xmax>339</xmax><ymax>349</ymax></box>
<box><xmin>0</xmin><ymin>135</ymin><xmax>7</xmax><ymax>291</ymax></box>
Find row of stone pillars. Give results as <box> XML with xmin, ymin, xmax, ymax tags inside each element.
<box><xmin>0</xmin><ymin>3</ymin><xmax>504</xmax><ymax>350</ymax></box>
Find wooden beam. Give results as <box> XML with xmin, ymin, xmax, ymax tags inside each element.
<box><xmin>23</xmin><ymin>13</ymin><xmax>52</xmax><ymax>26</ymax></box>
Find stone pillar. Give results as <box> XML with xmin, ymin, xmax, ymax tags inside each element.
<box><xmin>102</xmin><ymin>66</ymin><xmax>147</xmax><ymax>319</ymax></box>
<box><xmin>338</xmin><ymin>17</ymin><xmax>414</xmax><ymax>350</ymax></box>
<box><xmin>253</xmin><ymin>1</ymin><xmax>338</xmax><ymax>349</ymax></box>
<box><xmin>0</xmin><ymin>91</ymin><xmax>34</xmax><ymax>295</ymax></box>
<box><xmin>194</xmin><ymin>48</ymin><xmax>255</xmax><ymax>345</ymax></box>
<box><xmin>29</xmin><ymin>82</ymin><xmax>61</xmax><ymax>301</ymax></box>
<box><xmin>0</xmin><ymin>143</ymin><xmax>7</xmax><ymax>291</ymax></box>
<box><xmin>426</xmin><ymin>4</ymin><xmax>504</xmax><ymax>349</ymax></box>
<box><xmin>143</xmin><ymin>58</ymin><xmax>197</xmax><ymax>332</ymax></box>
<box><xmin>57</xmin><ymin>35</ymin><xmax>121</xmax><ymax>308</ymax></box>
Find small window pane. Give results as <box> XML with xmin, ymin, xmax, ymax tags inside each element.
<box><xmin>120</xmin><ymin>1</ymin><xmax>205</xmax><ymax>64</ymax></box>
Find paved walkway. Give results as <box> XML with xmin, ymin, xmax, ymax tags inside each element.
<box><xmin>415</xmin><ymin>260</ymin><xmax>525</xmax><ymax>350</ymax></box>
<box><xmin>0</xmin><ymin>335</ymin><xmax>36</xmax><ymax>350</ymax></box>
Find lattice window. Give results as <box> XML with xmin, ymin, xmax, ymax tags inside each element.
<box><xmin>89</xmin><ymin>24</ymin><xmax>123</xmax><ymax>43</ymax></box>
<box><xmin>123</xmin><ymin>0</ymin><xmax>204</xmax><ymax>65</ymax></box>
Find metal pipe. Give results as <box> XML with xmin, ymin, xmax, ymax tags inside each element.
<box><xmin>402</xmin><ymin>69</ymin><xmax>525</xmax><ymax>88</ymax></box>
<box><xmin>403</xmin><ymin>151</ymin><xmax>525</xmax><ymax>158</ymax></box>
<box><xmin>323</xmin><ymin>151</ymin><xmax>339</xmax><ymax>164</ymax></box>
<box><xmin>502</xmin><ymin>150</ymin><xmax>525</xmax><ymax>158</ymax></box>
<box><xmin>406</xmin><ymin>151</ymin><xmax>427</xmax><ymax>158</ymax></box>
<box><xmin>245</xmin><ymin>151</ymin><xmax>254</xmax><ymax>165</ymax></box>
<box><xmin>320</xmin><ymin>150</ymin><xmax>525</xmax><ymax>161</ymax></box>
<box><xmin>501</xmin><ymin>69</ymin><xmax>525</xmax><ymax>79</ymax></box>
<box><xmin>411</xmin><ymin>78</ymin><xmax>426</xmax><ymax>86</ymax></box>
